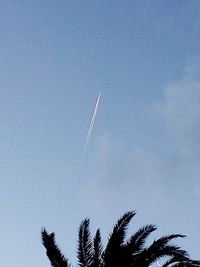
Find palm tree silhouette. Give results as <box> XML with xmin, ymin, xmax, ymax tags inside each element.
<box><xmin>41</xmin><ymin>211</ymin><xmax>200</xmax><ymax>267</ymax></box>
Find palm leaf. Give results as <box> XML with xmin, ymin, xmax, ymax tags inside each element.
<box><xmin>78</xmin><ymin>219</ymin><xmax>93</xmax><ymax>267</ymax></box>
<box><xmin>106</xmin><ymin>211</ymin><xmax>136</xmax><ymax>248</ymax></box>
<box><xmin>161</xmin><ymin>256</ymin><xmax>189</xmax><ymax>267</ymax></box>
<box><xmin>137</xmin><ymin>245</ymin><xmax>189</xmax><ymax>267</ymax></box>
<box><xmin>124</xmin><ymin>224</ymin><xmax>157</xmax><ymax>254</ymax></box>
<box><xmin>132</xmin><ymin>234</ymin><xmax>187</xmax><ymax>267</ymax></box>
<box><xmin>92</xmin><ymin>229</ymin><xmax>103</xmax><ymax>267</ymax></box>
<box><xmin>41</xmin><ymin>211</ymin><xmax>200</xmax><ymax>267</ymax></box>
<box><xmin>41</xmin><ymin>228</ymin><xmax>70</xmax><ymax>267</ymax></box>
<box><xmin>162</xmin><ymin>257</ymin><xmax>200</xmax><ymax>267</ymax></box>
<box><xmin>149</xmin><ymin>234</ymin><xmax>186</xmax><ymax>250</ymax></box>
<box><xmin>166</xmin><ymin>261</ymin><xmax>200</xmax><ymax>267</ymax></box>
<box><xmin>103</xmin><ymin>211</ymin><xmax>136</xmax><ymax>267</ymax></box>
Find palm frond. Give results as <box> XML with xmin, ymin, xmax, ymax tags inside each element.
<box><xmin>78</xmin><ymin>219</ymin><xmax>93</xmax><ymax>267</ymax></box>
<box><xmin>103</xmin><ymin>211</ymin><xmax>136</xmax><ymax>267</ymax></box>
<box><xmin>41</xmin><ymin>228</ymin><xmax>70</xmax><ymax>267</ymax></box>
<box><xmin>106</xmin><ymin>211</ymin><xmax>136</xmax><ymax>248</ymax></box>
<box><xmin>131</xmin><ymin>233</ymin><xmax>187</xmax><ymax>267</ymax></box>
<box><xmin>92</xmin><ymin>229</ymin><xmax>103</xmax><ymax>267</ymax></box>
<box><xmin>166</xmin><ymin>260</ymin><xmax>200</xmax><ymax>267</ymax></box>
<box><xmin>161</xmin><ymin>256</ymin><xmax>189</xmax><ymax>267</ymax></box>
<box><xmin>137</xmin><ymin>245</ymin><xmax>189</xmax><ymax>267</ymax></box>
<box><xmin>149</xmin><ymin>234</ymin><xmax>186</xmax><ymax>250</ymax></box>
<box><xmin>41</xmin><ymin>211</ymin><xmax>199</xmax><ymax>267</ymax></box>
<box><xmin>161</xmin><ymin>255</ymin><xmax>197</xmax><ymax>267</ymax></box>
<box><xmin>124</xmin><ymin>224</ymin><xmax>157</xmax><ymax>254</ymax></box>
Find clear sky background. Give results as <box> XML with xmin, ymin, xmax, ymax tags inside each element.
<box><xmin>0</xmin><ymin>1</ymin><xmax>200</xmax><ymax>267</ymax></box>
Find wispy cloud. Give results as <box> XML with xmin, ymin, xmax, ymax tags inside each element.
<box><xmin>84</xmin><ymin>69</ymin><xmax>200</xmax><ymax>201</ymax></box>
<box><xmin>158</xmin><ymin>79</ymin><xmax>200</xmax><ymax>160</ymax></box>
<box><xmin>79</xmin><ymin>67</ymin><xmax>200</xmax><ymax>258</ymax></box>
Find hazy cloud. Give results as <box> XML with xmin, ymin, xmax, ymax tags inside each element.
<box><xmin>159</xmin><ymin>79</ymin><xmax>200</xmax><ymax>160</ymax></box>
<box><xmin>84</xmin><ymin>71</ymin><xmax>200</xmax><ymax>201</ymax></box>
<box><xmin>81</xmin><ymin>71</ymin><xmax>200</xmax><ymax>244</ymax></box>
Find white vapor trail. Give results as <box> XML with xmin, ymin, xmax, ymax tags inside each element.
<box><xmin>84</xmin><ymin>92</ymin><xmax>101</xmax><ymax>151</ymax></box>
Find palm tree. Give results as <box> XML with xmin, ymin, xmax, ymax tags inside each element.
<box><xmin>41</xmin><ymin>211</ymin><xmax>200</xmax><ymax>267</ymax></box>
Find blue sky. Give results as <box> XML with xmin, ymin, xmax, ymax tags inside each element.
<box><xmin>0</xmin><ymin>1</ymin><xmax>200</xmax><ymax>266</ymax></box>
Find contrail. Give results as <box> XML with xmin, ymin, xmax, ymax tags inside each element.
<box><xmin>84</xmin><ymin>92</ymin><xmax>101</xmax><ymax>151</ymax></box>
